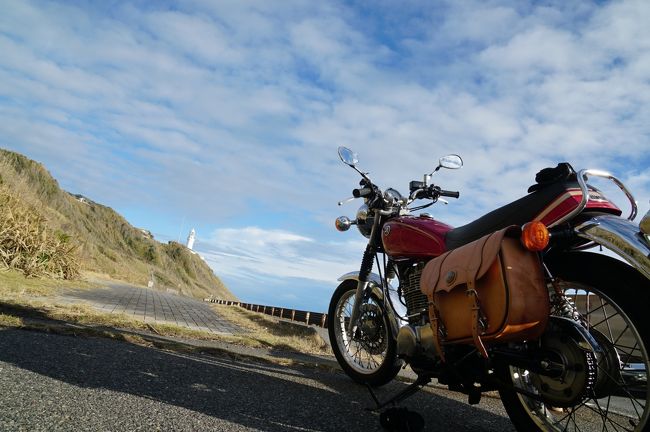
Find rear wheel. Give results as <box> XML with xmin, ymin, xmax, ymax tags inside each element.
<box><xmin>499</xmin><ymin>253</ymin><xmax>649</xmax><ymax>431</ymax></box>
<box><xmin>328</xmin><ymin>280</ymin><xmax>401</xmax><ymax>386</ymax></box>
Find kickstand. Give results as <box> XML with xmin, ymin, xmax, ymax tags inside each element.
<box><xmin>365</xmin><ymin>375</ymin><xmax>432</xmax><ymax>412</ymax></box>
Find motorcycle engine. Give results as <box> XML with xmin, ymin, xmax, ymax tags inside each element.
<box><xmin>400</xmin><ymin>263</ymin><xmax>429</xmax><ymax>323</ymax></box>
<box><xmin>396</xmin><ymin>262</ymin><xmax>438</xmax><ymax>359</ymax></box>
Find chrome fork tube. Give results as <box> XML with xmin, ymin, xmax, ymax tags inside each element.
<box><xmin>347</xmin><ymin>280</ymin><xmax>370</xmax><ymax>335</ymax></box>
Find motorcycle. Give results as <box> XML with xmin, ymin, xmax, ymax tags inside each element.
<box><xmin>328</xmin><ymin>146</ymin><xmax>650</xmax><ymax>431</ymax></box>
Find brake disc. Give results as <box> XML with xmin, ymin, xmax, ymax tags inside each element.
<box><xmin>356</xmin><ymin>303</ymin><xmax>387</xmax><ymax>355</ymax></box>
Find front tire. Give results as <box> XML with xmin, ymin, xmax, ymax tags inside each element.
<box><xmin>327</xmin><ymin>279</ymin><xmax>401</xmax><ymax>386</ymax></box>
<box><xmin>499</xmin><ymin>252</ymin><xmax>650</xmax><ymax>431</ymax></box>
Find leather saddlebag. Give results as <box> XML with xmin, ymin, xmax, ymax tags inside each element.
<box><xmin>420</xmin><ymin>226</ymin><xmax>549</xmax><ymax>359</ymax></box>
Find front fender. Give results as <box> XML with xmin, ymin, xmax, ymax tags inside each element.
<box><xmin>337</xmin><ymin>271</ymin><xmax>385</xmax><ymax>286</ymax></box>
<box><xmin>337</xmin><ymin>272</ymin><xmax>408</xmax><ymax>334</ymax></box>
<box><xmin>575</xmin><ymin>214</ymin><xmax>650</xmax><ymax>280</ymax></box>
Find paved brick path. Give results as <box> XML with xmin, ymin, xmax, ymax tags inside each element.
<box><xmin>59</xmin><ymin>283</ymin><xmax>241</xmax><ymax>335</ymax></box>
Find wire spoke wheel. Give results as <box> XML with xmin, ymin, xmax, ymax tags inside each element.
<box><xmin>328</xmin><ymin>280</ymin><xmax>400</xmax><ymax>386</ymax></box>
<box><xmin>334</xmin><ymin>290</ymin><xmax>388</xmax><ymax>374</ymax></box>
<box><xmin>506</xmin><ymin>282</ymin><xmax>648</xmax><ymax>431</ymax></box>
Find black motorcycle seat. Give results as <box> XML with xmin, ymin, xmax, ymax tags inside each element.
<box><xmin>445</xmin><ymin>181</ymin><xmax>577</xmax><ymax>250</ymax></box>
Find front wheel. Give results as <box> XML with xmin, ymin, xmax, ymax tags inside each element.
<box><xmin>328</xmin><ymin>279</ymin><xmax>401</xmax><ymax>386</ymax></box>
<box><xmin>499</xmin><ymin>253</ymin><xmax>650</xmax><ymax>431</ymax></box>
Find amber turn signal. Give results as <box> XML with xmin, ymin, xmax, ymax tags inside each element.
<box><xmin>335</xmin><ymin>216</ymin><xmax>353</xmax><ymax>232</ymax></box>
<box><xmin>521</xmin><ymin>221</ymin><xmax>550</xmax><ymax>251</ymax></box>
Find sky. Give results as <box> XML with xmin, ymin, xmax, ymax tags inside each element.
<box><xmin>1</xmin><ymin>0</ymin><xmax>649</xmax><ymax>312</ymax></box>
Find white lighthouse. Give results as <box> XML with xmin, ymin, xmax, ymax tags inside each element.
<box><xmin>186</xmin><ymin>228</ymin><xmax>196</xmax><ymax>250</ymax></box>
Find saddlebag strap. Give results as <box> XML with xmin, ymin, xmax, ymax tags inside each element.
<box><xmin>427</xmin><ymin>300</ymin><xmax>446</xmax><ymax>362</ymax></box>
<box><xmin>465</xmin><ymin>236</ymin><xmax>491</xmax><ymax>359</ymax></box>
<box><xmin>468</xmin><ymin>287</ymin><xmax>488</xmax><ymax>358</ymax></box>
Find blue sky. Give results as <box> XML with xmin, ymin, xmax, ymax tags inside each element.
<box><xmin>1</xmin><ymin>0</ymin><xmax>649</xmax><ymax>312</ymax></box>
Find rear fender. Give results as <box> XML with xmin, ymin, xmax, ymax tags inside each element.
<box><xmin>544</xmin><ymin>251</ymin><xmax>650</xmax><ymax>303</ymax></box>
<box><xmin>574</xmin><ymin>214</ymin><xmax>650</xmax><ymax>280</ymax></box>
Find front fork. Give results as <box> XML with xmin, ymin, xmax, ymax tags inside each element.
<box><xmin>347</xmin><ymin>246</ymin><xmax>375</xmax><ymax>334</ymax></box>
<box><xmin>347</xmin><ymin>216</ymin><xmax>383</xmax><ymax>334</ymax></box>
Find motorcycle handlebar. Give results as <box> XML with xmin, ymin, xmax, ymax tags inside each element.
<box><xmin>349</xmin><ymin>183</ymin><xmax>459</xmax><ymax>210</ymax></box>
<box><xmin>439</xmin><ymin>189</ymin><xmax>460</xmax><ymax>199</ymax></box>
<box><xmin>410</xmin><ymin>186</ymin><xmax>460</xmax><ymax>201</ymax></box>
<box><xmin>353</xmin><ymin>187</ymin><xmax>373</xmax><ymax>198</ymax></box>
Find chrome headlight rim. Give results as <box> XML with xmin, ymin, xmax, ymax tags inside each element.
<box><xmin>356</xmin><ymin>204</ymin><xmax>372</xmax><ymax>238</ymax></box>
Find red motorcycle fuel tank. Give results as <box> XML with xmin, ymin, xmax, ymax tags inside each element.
<box><xmin>382</xmin><ymin>215</ymin><xmax>452</xmax><ymax>259</ymax></box>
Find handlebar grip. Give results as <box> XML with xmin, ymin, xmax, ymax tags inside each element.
<box><xmin>439</xmin><ymin>189</ymin><xmax>460</xmax><ymax>199</ymax></box>
<box><xmin>353</xmin><ymin>187</ymin><xmax>373</xmax><ymax>198</ymax></box>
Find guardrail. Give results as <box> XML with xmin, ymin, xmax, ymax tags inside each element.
<box><xmin>205</xmin><ymin>299</ymin><xmax>329</xmax><ymax>328</ymax></box>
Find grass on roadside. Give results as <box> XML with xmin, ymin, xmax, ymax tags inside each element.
<box><xmin>0</xmin><ymin>268</ymin><xmax>331</xmax><ymax>358</ymax></box>
<box><xmin>0</xmin><ymin>296</ymin><xmax>228</xmax><ymax>342</ymax></box>
<box><xmin>210</xmin><ymin>304</ymin><xmax>331</xmax><ymax>356</ymax></box>
<box><xmin>0</xmin><ymin>267</ymin><xmax>95</xmax><ymax>298</ymax></box>
<box><xmin>0</xmin><ymin>313</ymin><xmax>22</xmax><ymax>327</ymax></box>
<box><xmin>0</xmin><ymin>268</ymin><xmax>227</xmax><ymax>339</ymax></box>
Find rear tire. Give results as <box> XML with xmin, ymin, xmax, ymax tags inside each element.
<box><xmin>327</xmin><ymin>280</ymin><xmax>401</xmax><ymax>386</ymax></box>
<box><xmin>499</xmin><ymin>252</ymin><xmax>650</xmax><ymax>431</ymax></box>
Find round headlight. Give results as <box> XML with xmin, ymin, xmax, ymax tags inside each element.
<box><xmin>384</xmin><ymin>188</ymin><xmax>403</xmax><ymax>204</ymax></box>
<box><xmin>356</xmin><ymin>204</ymin><xmax>372</xmax><ymax>238</ymax></box>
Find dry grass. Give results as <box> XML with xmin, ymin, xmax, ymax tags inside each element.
<box><xmin>0</xmin><ymin>184</ymin><xmax>79</xmax><ymax>279</ymax></box>
<box><xmin>211</xmin><ymin>304</ymin><xmax>331</xmax><ymax>356</ymax></box>
<box><xmin>0</xmin><ymin>313</ymin><xmax>22</xmax><ymax>327</ymax></box>
<box><xmin>0</xmin><ymin>267</ymin><xmax>94</xmax><ymax>299</ymax></box>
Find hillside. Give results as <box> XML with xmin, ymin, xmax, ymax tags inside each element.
<box><xmin>0</xmin><ymin>149</ymin><xmax>236</xmax><ymax>301</ymax></box>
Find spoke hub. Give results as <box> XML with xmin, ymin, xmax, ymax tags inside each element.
<box><xmin>356</xmin><ymin>304</ymin><xmax>387</xmax><ymax>355</ymax></box>
<box><xmin>533</xmin><ymin>325</ymin><xmax>597</xmax><ymax>408</ymax></box>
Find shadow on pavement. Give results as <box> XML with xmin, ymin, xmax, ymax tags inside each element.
<box><xmin>0</xmin><ymin>302</ymin><xmax>70</xmax><ymax>324</ymax></box>
<box><xmin>0</xmin><ymin>328</ymin><xmax>515</xmax><ymax>431</ymax></box>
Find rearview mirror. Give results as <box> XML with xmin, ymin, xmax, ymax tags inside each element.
<box><xmin>338</xmin><ymin>146</ymin><xmax>359</xmax><ymax>167</ymax></box>
<box><xmin>438</xmin><ymin>154</ymin><xmax>463</xmax><ymax>170</ymax></box>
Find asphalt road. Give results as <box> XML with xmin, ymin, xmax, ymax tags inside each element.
<box><xmin>0</xmin><ymin>328</ymin><xmax>516</xmax><ymax>432</ymax></box>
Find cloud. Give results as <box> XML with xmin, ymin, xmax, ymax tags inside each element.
<box><xmin>1</xmin><ymin>0</ymin><xmax>649</xmax><ymax>309</ymax></box>
<box><xmin>199</xmin><ymin>226</ymin><xmax>364</xmax><ymax>284</ymax></box>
